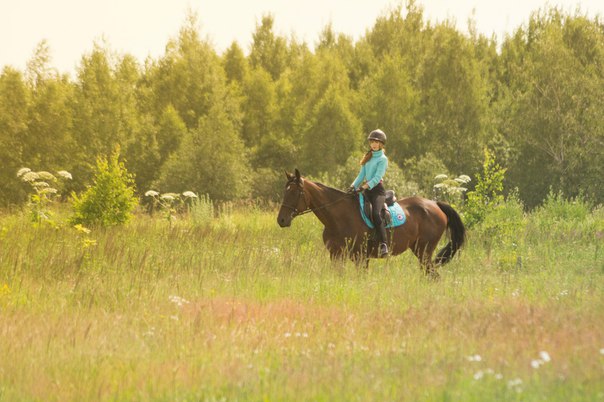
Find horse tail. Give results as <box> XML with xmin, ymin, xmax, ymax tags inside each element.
<box><xmin>434</xmin><ymin>201</ymin><xmax>466</xmax><ymax>265</ymax></box>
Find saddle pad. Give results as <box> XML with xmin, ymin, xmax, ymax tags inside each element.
<box><xmin>359</xmin><ymin>194</ymin><xmax>406</xmax><ymax>229</ymax></box>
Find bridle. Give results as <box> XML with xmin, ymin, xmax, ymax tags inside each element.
<box><xmin>280</xmin><ymin>180</ymin><xmax>353</xmax><ymax>218</ymax></box>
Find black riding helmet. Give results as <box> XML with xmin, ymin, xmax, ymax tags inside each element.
<box><xmin>367</xmin><ymin>129</ymin><xmax>387</xmax><ymax>144</ymax></box>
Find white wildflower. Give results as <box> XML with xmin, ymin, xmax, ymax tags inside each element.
<box><xmin>57</xmin><ymin>170</ymin><xmax>72</xmax><ymax>180</ymax></box>
<box><xmin>37</xmin><ymin>171</ymin><xmax>56</xmax><ymax>181</ymax></box>
<box><xmin>507</xmin><ymin>378</ymin><xmax>523</xmax><ymax>390</ymax></box>
<box><xmin>458</xmin><ymin>175</ymin><xmax>471</xmax><ymax>183</ymax></box>
<box><xmin>600</xmin><ymin>348</ymin><xmax>604</xmax><ymax>355</ymax></box>
<box><xmin>495</xmin><ymin>373</ymin><xmax>503</xmax><ymax>380</ymax></box>
<box><xmin>145</xmin><ymin>190</ymin><xmax>159</xmax><ymax>197</ymax></box>
<box><xmin>182</xmin><ymin>191</ymin><xmax>198</xmax><ymax>198</ymax></box>
<box><xmin>17</xmin><ymin>167</ymin><xmax>31</xmax><ymax>177</ymax></box>
<box><xmin>467</xmin><ymin>354</ymin><xmax>482</xmax><ymax>362</ymax></box>
<box><xmin>433</xmin><ymin>183</ymin><xmax>445</xmax><ymax>189</ymax></box>
<box><xmin>473</xmin><ymin>370</ymin><xmax>484</xmax><ymax>380</ymax></box>
<box><xmin>531</xmin><ymin>359</ymin><xmax>542</xmax><ymax>369</ymax></box>
<box><xmin>434</xmin><ymin>174</ymin><xmax>448</xmax><ymax>181</ymax></box>
<box><xmin>39</xmin><ymin>188</ymin><xmax>58</xmax><ymax>195</ymax></box>
<box><xmin>21</xmin><ymin>171</ymin><xmax>39</xmax><ymax>182</ymax></box>
<box><xmin>539</xmin><ymin>351</ymin><xmax>551</xmax><ymax>362</ymax></box>
<box><xmin>161</xmin><ymin>193</ymin><xmax>178</xmax><ymax>201</ymax></box>
<box><xmin>284</xmin><ymin>332</ymin><xmax>292</xmax><ymax>338</ymax></box>
<box><xmin>168</xmin><ymin>295</ymin><xmax>189</xmax><ymax>307</ymax></box>
<box><xmin>32</xmin><ymin>181</ymin><xmax>49</xmax><ymax>188</ymax></box>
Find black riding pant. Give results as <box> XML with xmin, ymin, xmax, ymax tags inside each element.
<box><xmin>365</xmin><ymin>183</ymin><xmax>387</xmax><ymax>244</ymax></box>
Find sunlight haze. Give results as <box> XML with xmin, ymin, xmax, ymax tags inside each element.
<box><xmin>2</xmin><ymin>0</ymin><xmax>603</xmax><ymax>75</ymax></box>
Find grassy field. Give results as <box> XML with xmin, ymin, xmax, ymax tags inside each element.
<box><xmin>0</xmin><ymin>204</ymin><xmax>602</xmax><ymax>401</ymax></box>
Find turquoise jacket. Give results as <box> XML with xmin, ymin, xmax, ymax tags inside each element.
<box><xmin>352</xmin><ymin>150</ymin><xmax>388</xmax><ymax>190</ymax></box>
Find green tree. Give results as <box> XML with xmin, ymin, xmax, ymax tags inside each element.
<box><xmin>300</xmin><ymin>86</ymin><xmax>362</xmax><ymax>175</ymax></box>
<box><xmin>249</xmin><ymin>14</ymin><xmax>289</xmax><ymax>80</ymax></box>
<box><xmin>158</xmin><ymin>104</ymin><xmax>250</xmax><ymax>201</ymax></box>
<box><xmin>223</xmin><ymin>41</ymin><xmax>248</xmax><ymax>84</ymax></box>
<box><xmin>71</xmin><ymin>147</ymin><xmax>138</xmax><ymax>227</ymax></box>
<box><xmin>0</xmin><ymin>68</ymin><xmax>30</xmax><ymax>206</ymax></box>
<box><xmin>240</xmin><ymin>68</ymin><xmax>278</xmax><ymax>150</ymax></box>
<box><xmin>498</xmin><ymin>9</ymin><xmax>604</xmax><ymax>206</ymax></box>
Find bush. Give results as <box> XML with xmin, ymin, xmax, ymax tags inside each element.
<box><xmin>527</xmin><ymin>190</ymin><xmax>596</xmax><ymax>242</ymax></box>
<box><xmin>71</xmin><ymin>148</ymin><xmax>138</xmax><ymax>227</ymax></box>
<box><xmin>472</xmin><ymin>194</ymin><xmax>526</xmax><ymax>271</ymax></box>
<box><xmin>464</xmin><ymin>148</ymin><xmax>506</xmax><ymax>227</ymax></box>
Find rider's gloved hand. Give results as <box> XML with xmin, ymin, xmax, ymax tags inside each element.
<box><xmin>346</xmin><ymin>186</ymin><xmax>356</xmax><ymax>194</ymax></box>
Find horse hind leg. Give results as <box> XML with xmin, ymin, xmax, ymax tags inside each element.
<box><xmin>411</xmin><ymin>240</ymin><xmax>439</xmax><ymax>280</ymax></box>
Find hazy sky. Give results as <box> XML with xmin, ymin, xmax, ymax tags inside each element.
<box><xmin>2</xmin><ymin>0</ymin><xmax>603</xmax><ymax>75</ymax></box>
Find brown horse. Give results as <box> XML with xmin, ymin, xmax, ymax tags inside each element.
<box><xmin>277</xmin><ymin>169</ymin><xmax>465</xmax><ymax>276</ymax></box>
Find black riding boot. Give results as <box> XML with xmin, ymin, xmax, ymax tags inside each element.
<box><xmin>377</xmin><ymin>223</ymin><xmax>389</xmax><ymax>258</ymax></box>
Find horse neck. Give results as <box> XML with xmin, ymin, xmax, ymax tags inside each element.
<box><xmin>304</xmin><ymin>180</ymin><xmax>355</xmax><ymax>228</ymax></box>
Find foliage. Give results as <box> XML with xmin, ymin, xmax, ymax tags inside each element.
<box><xmin>403</xmin><ymin>152</ymin><xmax>450</xmax><ymax>197</ymax></box>
<box><xmin>471</xmin><ymin>193</ymin><xmax>526</xmax><ymax>271</ymax></box>
<box><xmin>1</xmin><ymin>5</ymin><xmax>603</xmax><ymax>210</ymax></box>
<box><xmin>157</xmin><ymin>104</ymin><xmax>251</xmax><ymax>202</ymax></box>
<box><xmin>464</xmin><ymin>148</ymin><xmax>506</xmax><ymax>227</ymax></box>
<box><xmin>145</xmin><ymin>190</ymin><xmax>198</xmax><ymax>225</ymax></box>
<box><xmin>71</xmin><ymin>148</ymin><xmax>138</xmax><ymax>227</ymax></box>
<box><xmin>432</xmin><ymin>173</ymin><xmax>471</xmax><ymax>209</ymax></box>
<box><xmin>17</xmin><ymin>167</ymin><xmax>72</xmax><ymax>226</ymax></box>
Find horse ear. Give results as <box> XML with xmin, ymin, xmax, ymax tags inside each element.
<box><xmin>294</xmin><ymin>169</ymin><xmax>301</xmax><ymax>181</ymax></box>
<box><xmin>285</xmin><ymin>170</ymin><xmax>294</xmax><ymax>180</ymax></box>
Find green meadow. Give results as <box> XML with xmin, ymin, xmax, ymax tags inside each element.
<box><xmin>0</xmin><ymin>202</ymin><xmax>602</xmax><ymax>401</ymax></box>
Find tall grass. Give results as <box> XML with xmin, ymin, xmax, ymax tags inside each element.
<box><xmin>0</xmin><ymin>202</ymin><xmax>602</xmax><ymax>401</ymax></box>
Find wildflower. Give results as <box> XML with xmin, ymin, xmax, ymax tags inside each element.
<box><xmin>434</xmin><ymin>174</ymin><xmax>448</xmax><ymax>180</ymax></box>
<box><xmin>57</xmin><ymin>170</ymin><xmax>72</xmax><ymax>180</ymax></box>
<box><xmin>458</xmin><ymin>175</ymin><xmax>471</xmax><ymax>183</ymax></box>
<box><xmin>39</xmin><ymin>188</ymin><xmax>58</xmax><ymax>195</ymax></box>
<box><xmin>21</xmin><ymin>171</ymin><xmax>40</xmax><ymax>182</ymax></box>
<box><xmin>507</xmin><ymin>378</ymin><xmax>523</xmax><ymax>391</ymax></box>
<box><xmin>17</xmin><ymin>167</ymin><xmax>31</xmax><ymax>177</ymax></box>
<box><xmin>168</xmin><ymin>295</ymin><xmax>189</xmax><ymax>307</ymax></box>
<box><xmin>284</xmin><ymin>332</ymin><xmax>292</xmax><ymax>338</ymax></box>
<box><xmin>473</xmin><ymin>370</ymin><xmax>484</xmax><ymax>380</ymax></box>
<box><xmin>182</xmin><ymin>191</ymin><xmax>198</xmax><ymax>198</ymax></box>
<box><xmin>531</xmin><ymin>359</ymin><xmax>542</xmax><ymax>369</ymax></box>
<box><xmin>467</xmin><ymin>354</ymin><xmax>482</xmax><ymax>362</ymax></box>
<box><xmin>73</xmin><ymin>224</ymin><xmax>91</xmax><ymax>234</ymax></box>
<box><xmin>600</xmin><ymin>348</ymin><xmax>604</xmax><ymax>355</ymax></box>
<box><xmin>32</xmin><ymin>181</ymin><xmax>49</xmax><ymax>188</ymax></box>
<box><xmin>161</xmin><ymin>193</ymin><xmax>178</xmax><ymax>201</ymax></box>
<box><xmin>37</xmin><ymin>171</ymin><xmax>56</xmax><ymax>181</ymax></box>
<box><xmin>433</xmin><ymin>183</ymin><xmax>445</xmax><ymax>189</ymax></box>
<box><xmin>145</xmin><ymin>190</ymin><xmax>159</xmax><ymax>197</ymax></box>
<box><xmin>539</xmin><ymin>351</ymin><xmax>551</xmax><ymax>362</ymax></box>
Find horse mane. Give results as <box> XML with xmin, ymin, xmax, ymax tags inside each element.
<box><xmin>311</xmin><ymin>181</ymin><xmax>347</xmax><ymax>195</ymax></box>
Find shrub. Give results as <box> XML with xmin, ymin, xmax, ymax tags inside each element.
<box><xmin>71</xmin><ymin>148</ymin><xmax>138</xmax><ymax>227</ymax></box>
<box><xmin>472</xmin><ymin>194</ymin><xmax>526</xmax><ymax>271</ymax></box>
<box><xmin>464</xmin><ymin>148</ymin><xmax>506</xmax><ymax>227</ymax></box>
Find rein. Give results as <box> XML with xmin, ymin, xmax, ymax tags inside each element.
<box><xmin>280</xmin><ymin>184</ymin><xmax>353</xmax><ymax>217</ymax></box>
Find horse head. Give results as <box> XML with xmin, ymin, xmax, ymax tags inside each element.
<box><xmin>277</xmin><ymin>168</ymin><xmax>307</xmax><ymax>227</ymax></box>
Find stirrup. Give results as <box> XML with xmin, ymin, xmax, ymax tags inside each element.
<box><xmin>379</xmin><ymin>243</ymin><xmax>389</xmax><ymax>258</ymax></box>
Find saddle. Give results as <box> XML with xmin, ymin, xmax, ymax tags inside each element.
<box><xmin>363</xmin><ymin>190</ymin><xmax>396</xmax><ymax>227</ymax></box>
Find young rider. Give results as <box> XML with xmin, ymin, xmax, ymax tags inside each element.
<box><xmin>348</xmin><ymin>129</ymin><xmax>389</xmax><ymax>258</ymax></box>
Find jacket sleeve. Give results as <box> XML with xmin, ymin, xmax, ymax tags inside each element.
<box><xmin>367</xmin><ymin>157</ymin><xmax>388</xmax><ymax>189</ymax></box>
<box><xmin>352</xmin><ymin>165</ymin><xmax>366</xmax><ymax>189</ymax></box>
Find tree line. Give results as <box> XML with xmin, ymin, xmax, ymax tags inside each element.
<box><xmin>1</xmin><ymin>2</ymin><xmax>602</xmax><ymax>209</ymax></box>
